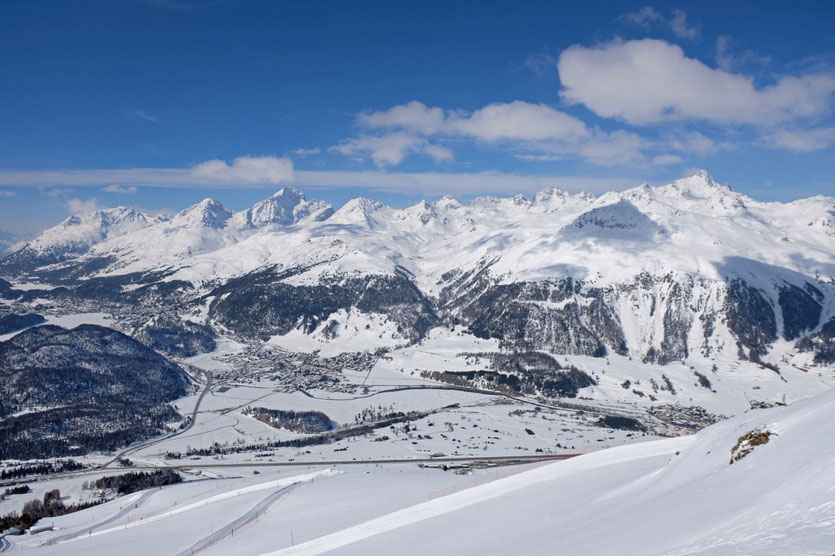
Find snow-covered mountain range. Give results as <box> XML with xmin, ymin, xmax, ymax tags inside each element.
<box><xmin>2</xmin><ymin>171</ymin><xmax>834</xmax><ymax>368</ymax></box>
<box><xmin>0</xmin><ymin>207</ymin><xmax>165</xmax><ymax>272</ymax></box>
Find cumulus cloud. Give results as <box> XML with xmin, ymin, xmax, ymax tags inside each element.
<box><xmin>331</xmin><ymin>132</ymin><xmax>453</xmax><ymax>167</ymax></box>
<box><xmin>667</xmin><ymin>131</ymin><xmax>720</xmax><ymax>155</ymax></box>
<box><xmin>66</xmin><ymin>198</ymin><xmax>105</xmax><ymax>214</ymax></box>
<box><xmin>190</xmin><ymin>155</ymin><xmax>294</xmax><ymax>183</ymax></box>
<box><xmin>763</xmin><ymin>127</ymin><xmax>835</xmax><ymax>152</ymax></box>
<box><xmin>102</xmin><ymin>184</ymin><xmax>138</xmax><ymax>194</ymax></box>
<box><xmin>575</xmin><ymin>130</ymin><xmax>645</xmax><ymax>166</ymax></box>
<box><xmin>450</xmin><ymin>101</ymin><xmax>589</xmax><ymax>142</ymax></box>
<box><xmin>358</xmin><ymin>101</ymin><xmax>447</xmax><ymax>135</ymax></box>
<box><xmin>338</xmin><ymin>100</ymin><xmax>646</xmax><ymax>166</ymax></box>
<box><xmin>620</xmin><ymin>7</ymin><xmax>700</xmax><ymax>40</ymax></box>
<box><xmin>356</xmin><ymin>100</ymin><xmax>588</xmax><ymax>143</ymax></box>
<box><xmin>558</xmin><ymin>39</ymin><xmax>835</xmax><ymax>126</ymax></box>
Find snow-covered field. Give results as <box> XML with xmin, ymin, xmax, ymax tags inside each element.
<box><xmin>7</xmin><ymin>386</ymin><xmax>833</xmax><ymax>555</ymax></box>
<box><xmin>0</xmin><ymin>312</ymin><xmax>113</xmax><ymax>342</ymax></box>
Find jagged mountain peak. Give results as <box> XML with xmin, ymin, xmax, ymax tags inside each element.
<box><xmin>434</xmin><ymin>194</ymin><xmax>463</xmax><ymax>210</ymax></box>
<box><xmin>235</xmin><ymin>188</ymin><xmax>333</xmax><ymax>229</ymax></box>
<box><xmin>662</xmin><ymin>169</ymin><xmax>732</xmax><ymax>197</ymax></box>
<box><xmin>0</xmin><ymin>204</ymin><xmax>160</xmax><ymax>272</ymax></box>
<box><xmin>531</xmin><ymin>187</ymin><xmax>596</xmax><ymax>211</ymax></box>
<box><xmin>172</xmin><ymin>198</ymin><xmax>232</xmax><ymax>229</ymax></box>
<box><xmin>267</xmin><ymin>186</ymin><xmax>306</xmax><ymax>201</ymax></box>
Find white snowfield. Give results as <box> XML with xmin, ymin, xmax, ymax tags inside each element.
<box><xmin>20</xmin><ymin>171</ymin><xmax>832</xmax><ymax>291</ymax></box>
<box><xmin>14</xmin><ymin>388</ymin><xmax>834</xmax><ymax>556</ymax></box>
<box><xmin>10</xmin><ymin>206</ymin><xmax>164</xmax><ymax>258</ymax></box>
<box><xmin>61</xmin><ymin>468</ymin><xmax>336</xmax><ymax>544</ymax></box>
<box><xmin>264</xmin><ymin>388</ymin><xmax>835</xmax><ymax>556</ymax></box>
<box><xmin>12</xmin><ymin>170</ymin><xmax>833</xmax><ymax>370</ymax></box>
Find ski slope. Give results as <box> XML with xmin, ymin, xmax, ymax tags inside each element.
<box><xmin>263</xmin><ymin>387</ymin><xmax>835</xmax><ymax>556</ymax></box>
<box><xmin>12</xmin><ymin>388</ymin><xmax>834</xmax><ymax>555</ymax></box>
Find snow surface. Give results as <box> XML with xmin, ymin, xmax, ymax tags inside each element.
<box><xmin>0</xmin><ymin>312</ymin><xmax>113</xmax><ymax>342</ymax></box>
<box><xmin>265</xmin><ymin>387</ymin><xmax>835</xmax><ymax>556</ymax></box>
<box><xmin>19</xmin><ymin>173</ymin><xmax>832</xmax><ymax>295</ymax></box>
<box><xmin>11</xmin><ymin>387</ymin><xmax>834</xmax><ymax>555</ymax></box>
<box><xmin>12</xmin><ymin>206</ymin><xmax>163</xmax><ymax>258</ymax></box>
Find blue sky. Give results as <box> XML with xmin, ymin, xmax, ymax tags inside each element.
<box><xmin>1</xmin><ymin>0</ymin><xmax>834</xmax><ymax>235</ymax></box>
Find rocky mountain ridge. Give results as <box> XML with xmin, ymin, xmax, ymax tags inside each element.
<box><xmin>1</xmin><ymin>172</ymin><xmax>833</xmax><ymax>367</ymax></box>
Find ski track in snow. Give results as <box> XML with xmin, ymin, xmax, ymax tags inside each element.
<box><xmin>54</xmin><ymin>469</ymin><xmax>337</xmax><ymax>546</ymax></box>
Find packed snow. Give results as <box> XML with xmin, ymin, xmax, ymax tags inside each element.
<box><xmin>7</xmin><ymin>387</ymin><xmax>832</xmax><ymax>555</ymax></box>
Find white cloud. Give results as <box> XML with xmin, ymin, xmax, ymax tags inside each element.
<box><xmin>290</xmin><ymin>147</ymin><xmax>321</xmax><ymax>157</ymax></box>
<box><xmin>294</xmin><ymin>170</ymin><xmax>637</xmax><ymax>196</ymax></box>
<box><xmin>190</xmin><ymin>155</ymin><xmax>294</xmax><ymax>183</ymax></box>
<box><xmin>0</xmin><ymin>189</ymin><xmax>15</xmax><ymax>197</ymax></box>
<box><xmin>715</xmin><ymin>35</ymin><xmax>771</xmax><ymax>72</ymax></box>
<box><xmin>763</xmin><ymin>127</ymin><xmax>835</xmax><ymax>152</ymax></box>
<box><xmin>575</xmin><ymin>130</ymin><xmax>645</xmax><ymax>166</ymax></box>
<box><xmin>621</xmin><ymin>6</ymin><xmax>663</xmax><ymax>28</ymax></box>
<box><xmin>558</xmin><ymin>39</ymin><xmax>835</xmax><ymax>126</ymax></box>
<box><xmin>668</xmin><ymin>131</ymin><xmax>719</xmax><ymax>155</ymax></box>
<box><xmin>102</xmin><ymin>184</ymin><xmax>138</xmax><ymax>194</ymax></box>
<box><xmin>331</xmin><ymin>132</ymin><xmax>452</xmax><ymax>167</ymax></box>
<box><xmin>66</xmin><ymin>198</ymin><xmax>105</xmax><ymax>214</ymax></box>
<box><xmin>620</xmin><ymin>7</ymin><xmax>699</xmax><ymax>40</ymax></box>
<box><xmin>0</xmin><ymin>166</ymin><xmax>638</xmax><ymax>196</ymax></box>
<box><xmin>358</xmin><ymin>101</ymin><xmax>447</xmax><ymax>135</ymax></box>
<box><xmin>341</xmin><ymin>101</ymin><xmax>650</xmax><ymax>166</ymax></box>
<box><xmin>0</xmin><ymin>156</ymin><xmax>294</xmax><ymax>189</ymax></box>
<box><xmin>449</xmin><ymin>101</ymin><xmax>589</xmax><ymax>142</ymax></box>
<box><xmin>423</xmin><ymin>142</ymin><xmax>455</xmax><ymax>163</ymax></box>
<box><xmin>668</xmin><ymin>9</ymin><xmax>700</xmax><ymax>40</ymax></box>
<box><xmin>357</xmin><ymin>100</ymin><xmax>588</xmax><ymax>143</ymax></box>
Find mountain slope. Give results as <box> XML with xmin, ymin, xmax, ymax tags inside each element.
<box><xmin>265</xmin><ymin>387</ymin><xmax>835</xmax><ymax>556</ymax></box>
<box><xmin>2</xmin><ymin>173</ymin><xmax>833</xmax><ymax>370</ymax></box>
<box><xmin>0</xmin><ymin>324</ymin><xmax>190</xmax><ymax>459</ymax></box>
<box><xmin>0</xmin><ymin>207</ymin><xmax>163</xmax><ymax>274</ymax></box>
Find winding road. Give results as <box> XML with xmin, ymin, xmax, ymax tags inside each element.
<box><xmin>100</xmin><ymin>367</ymin><xmax>213</xmax><ymax>469</ymax></box>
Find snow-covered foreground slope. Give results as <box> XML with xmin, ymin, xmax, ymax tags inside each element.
<box><xmin>12</xmin><ymin>388</ymin><xmax>833</xmax><ymax>555</ymax></box>
<box><xmin>267</xmin><ymin>388</ymin><xmax>835</xmax><ymax>556</ymax></box>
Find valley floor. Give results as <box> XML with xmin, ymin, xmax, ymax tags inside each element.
<box><xmin>5</xmin><ymin>387</ymin><xmax>833</xmax><ymax>555</ymax></box>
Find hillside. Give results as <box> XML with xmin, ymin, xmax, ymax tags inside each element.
<box><xmin>1</xmin><ymin>172</ymin><xmax>832</xmax><ymax>371</ymax></box>
<box><xmin>0</xmin><ymin>324</ymin><xmax>190</xmax><ymax>459</ymax></box>
<box><xmin>265</xmin><ymin>387</ymin><xmax>835</xmax><ymax>555</ymax></box>
<box><xmin>10</xmin><ymin>380</ymin><xmax>833</xmax><ymax>555</ymax></box>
